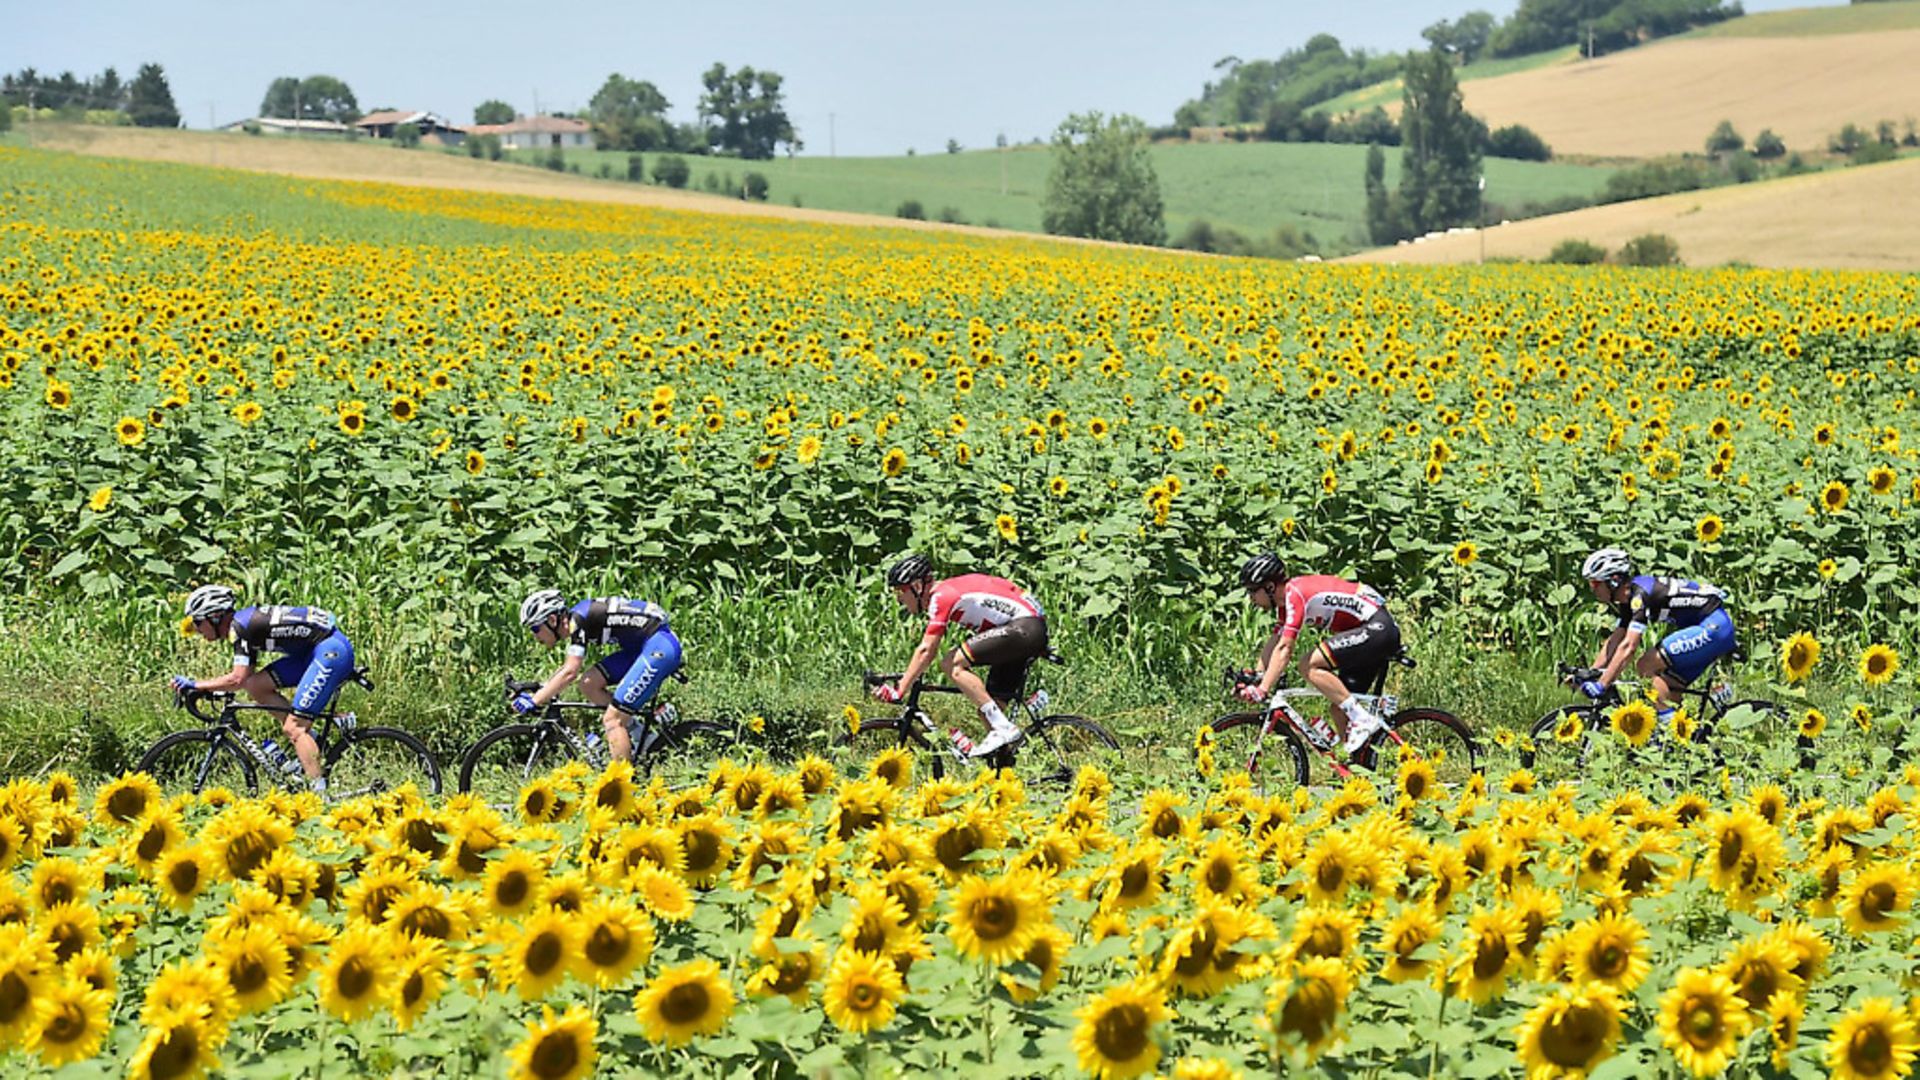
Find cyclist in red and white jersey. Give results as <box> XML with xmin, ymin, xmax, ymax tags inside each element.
<box><xmin>874</xmin><ymin>553</ymin><xmax>1048</xmax><ymax>758</ymax></box>
<box><xmin>1235</xmin><ymin>552</ymin><xmax>1400</xmax><ymax>754</ymax></box>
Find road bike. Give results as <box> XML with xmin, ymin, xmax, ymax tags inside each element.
<box><xmin>1518</xmin><ymin>661</ymin><xmax>1794</xmax><ymax>783</ymax></box>
<box><xmin>1211</xmin><ymin>652</ymin><xmax>1481</xmax><ymax>795</ymax></box>
<box><xmin>456</xmin><ymin>670</ymin><xmax>731</xmax><ymax>804</ymax></box>
<box><xmin>137</xmin><ymin>672</ymin><xmax>442</xmax><ymax>797</ymax></box>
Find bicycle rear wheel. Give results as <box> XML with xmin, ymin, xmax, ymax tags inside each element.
<box><xmin>327</xmin><ymin>726</ymin><xmax>444</xmax><ymax>800</ymax></box>
<box><xmin>835</xmin><ymin>718</ymin><xmax>947</xmax><ymax>782</ymax></box>
<box><xmin>1360</xmin><ymin>708</ymin><xmax>1481</xmax><ymax>789</ymax></box>
<box><xmin>1010</xmin><ymin>715</ymin><xmax>1119</xmax><ymax>788</ymax></box>
<box><xmin>458</xmin><ymin>723</ymin><xmax>582</xmax><ymax>804</ymax></box>
<box><xmin>1521</xmin><ymin>705</ymin><xmax>1598</xmax><ymax>783</ymax></box>
<box><xmin>136</xmin><ymin>730</ymin><xmax>260</xmax><ymax>796</ymax></box>
<box><xmin>1207</xmin><ymin>711</ymin><xmax>1312</xmax><ymax>794</ymax></box>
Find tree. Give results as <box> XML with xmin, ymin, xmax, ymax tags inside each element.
<box><xmin>1040</xmin><ymin>112</ymin><xmax>1166</xmax><ymax>246</ymax></box>
<box><xmin>1397</xmin><ymin>49</ymin><xmax>1482</xmax><ymax>234</ymax></box>
<box><xmin>474</xmin><ymin>100</ymin><xmax>515</xmax><ymax>126</ymax></box>
<box><xmin>742</xmin><ymin>171</ymin><xmax>769</xmax><ymax>200</ymax></box>
<box><xmin>651</xmin><ymin>154</ymin><xmax>690</xmax><ymax>188</ymax></box>
<box><xmin>1705</xmin><ymin>119</ymin><xmax>1744</xmax><ymax>155</ymax></box>
<box><xmin>946</xmin><ymin>138</ymin><xmax>962</xmax><ymax>154</ymax></box>
<box><xmin>1486</xmin><ymin>123</ymin><xmax>1552</xmax><ymax>161</ymax></box>
<box><xmin>1363</xmin><ymin>144</ymin><xmax>1406</xmax><ymax>244</ymax></box>
<box><xmin>126</xmin><ymin>64</ymin><xmax>180</xmax><ymax>128</ymax></box>
<box><xmin>589</xmin><ymin>74</ymin><xmax>673</xmax><ymax>151</ymax></box>
<box><xmin>1423</xmin><ymin>11</ymin><xmax>1496</xmax><ymax>63</ymax></box>
<box><xmin>260</xmin><ymin>75</ymin><xmax>357</xmax><ymax>123</ymax></box>
<box><xmin>260</xmin><ymin>77</ymin><xmax>301</xmax><ymax>119</ymax></box>
<box><xmin>92</xmin><ymin>67</ymin><xmax>125</xmax><ymax>111</ymax></box>
<box><xmin>1752</xmin><ymin>128</ymin><xmax>1786</xmax><ymax>159</ymax></box>
<box><xmin>393</xmin><ymin>122</ymin><xmax>421</xmax><ymax>148</ymax></box>
<box><xmin>1616</xmin><ymin>233</ymin><xmax>1682</xmax><ymax>267</ymax></box>
<box><xmin>697</xmin><ymin>63</ymin><xmax>796</xmax><ymax>159</ymax></box>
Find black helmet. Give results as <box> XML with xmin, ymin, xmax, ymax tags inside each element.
<box><xmin>1238</xmin><ymin>552</ymin><xmax>1286</xmax><ymax>590</ymax></box>
<box><xmin>886</xmin><ymin>553</ymin><xmax>934</xmax><ymax>588</ymax></box>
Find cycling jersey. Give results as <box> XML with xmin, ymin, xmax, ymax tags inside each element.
<box><xmin>1612</xmin><ymin>576</ymin><xmax>1727</xmax><ymax>634</ymax></box>
<box><xmin>231</xmin><ymin>606</ymin><xmax>338</xmax><ymax>668</ymax></box>
<box><xmin>923</xmin><ymin>575</ymin><xmax>1044</xmax><ymax>638</ymax></box>
<box><xmin>566</xmin><ymin>598</ymin><xmax>669</xmax><ymax>660</ymax></box>
<box><xmin>1276</xmin><ymin>576</ymin><xmax>1387</xmax><ymax>642</ymax></box>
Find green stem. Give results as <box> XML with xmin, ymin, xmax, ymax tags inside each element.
<box><xmin>982</xmin><ymin>965</ymin><xmax>994</xmax><ymax>1065</ymax></box>
<box><xmin>1427</xmin><ymin>987</ymin><xmax>1448</xmax><ymax>1080</ymax></box>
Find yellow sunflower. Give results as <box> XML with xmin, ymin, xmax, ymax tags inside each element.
<box><xmin>508</xmin><ymin>1004</ymin><xmax>597</xmax><ymax>1080</ymax></box>
<box><xmin>1828</xmin><ymin>998</ymin><xmax>1919</xmax><ymax>1080</ymax></box>
<box><xmin>1451</xmin><ymin>542</ymin><xmax>1478</xmax><ymax>567</ymax></box>
<box><xmin>115</xmin><ymin>416</ymin><xmax>146</xmax><ymax>447</ymax></box>
<box><xmin>1859</xmin><ymin>644</ymin><xmax>1900</xmax><ymax>687</ymax></box>
<box><xmin>1610</xmin><ymin>701</ymin><xmax>1657</xmax><ymax>748</ymax></box>
<box><xmin>23</xmin><ymin>977</ymin><xmax>112</xmax><ymax>1067</ymax></box>
<box><xmin>1072</xmin><ymin>978</ymin><xmax>1171</xmax><ymax>1079</ymax></box>
<box><xmin>1516</xmin><ymin>984</ymin><xmax>1623</xmax><ymax>1079</ymax></box>
<box><xmin>1268</xmin><ymin>956</ymin><xmax>1353</xmax><ymax>1060</ymax></box>
<box><xmin>633</xmin><ymin>959</ymin><xmax>733</xmax><ymax>1047</ymax></box>
<box><xmin>820</xmin><ymin>946</ymin><xmax>905</xmax><ymax>1033</ymax></box>
<box><xmin>129</xmin><ymin>1004</ymin><xmax>220</xmax><ymax>1080</ymax></box>
<box><xmin>1695</xmin><ymin>514</ymin><xmax>1724</xmax><ymax>544</ymax></box>
<box><xmin>1656</xmin><ymin>968</ymin><xmax>1751</xmax><ymax>1077</ymax></box>
<box><xmin>1780</xmin><ymin>632</ymin><xmax>1820</xmax><ymax>683</ymax></box>
<box><xmin>1820</xmin><ymin>480</ymin><xmax>1850</xmax><ymax>514</ymax></box>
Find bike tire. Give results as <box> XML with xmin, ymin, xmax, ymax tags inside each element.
<box><xmin>1013</xmin><ymin>714</ymin><xmax>1120</xmax><ymax>788</ymax></box>
<box><xmin>835</xmin><ymin>718</ymin><xmax>947</xmax><ymax>782</ymax></box>
<box><xmin>1521</xmin><ymin>705</ymin><xmax>1598</xmax><ymax>783</ymax></box>
<box><xmin>458</xmin><ymin>723</ymin><xmax>582</xmax><ymax>803</ymax></box>
<box><xmin>326</xmin><ymin>726</ymin><xmax>444</xmax><ymax>799</ymax></box>
<box><xmin>1359</xmin><ymin>708</ymin><xmax>1482</xmax><ymax>788</ymax></box>
<box><xmin>136</xmin><ymin>729</ymin><xmax>260</xmax><ymax>796</ymax></box>
<box><xmin>1207</xmin><ymin>711</ymin><xmax>1312</xmax><ymax>792</ymax></box>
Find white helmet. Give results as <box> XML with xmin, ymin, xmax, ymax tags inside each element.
<box><xmin>1580</xmin><ymin>548</ymin><xmax>1634</xmax><ymax>583</ymax></box>
<box><xmin>519</xmin><ymin>588</ymin><xmax>568</xmax><ymax>630</ymax></box>
<box><xmin>184</xmin><ymin>584</ymin><xmax>237</xmax><ymax>621</ymax></box>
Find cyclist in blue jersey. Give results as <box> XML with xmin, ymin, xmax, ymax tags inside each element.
<box><xmin>171</xmin><ymin>584</ymin><xmax>354</xmax><ymax>791</ymax></box>
<box><xmin>1578</xmin><ymin>548</ymin><xmax>1737</xmax><ymax>721</ymax></box>
<box><xmin>515</xmin><ymin>589</ymin><xmax>682</xmax><ymax>762</ymax></box>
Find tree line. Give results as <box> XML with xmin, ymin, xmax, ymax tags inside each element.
<box><xmin>2</xmin><ymin>64</ymin><xmax>180</xmax><ymax>127</ymax></box>
<box><xmin>584</xmin><ymin>64</ymin><xmax>797</xmax><ymax>159</ymax></box>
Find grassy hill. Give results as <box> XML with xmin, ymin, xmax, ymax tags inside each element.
<box><xmin>1342</xmin><ymin>154</ymin><xmax>1920</xmax><ymax>271</ymax></box>
<box><xmin>1312</xmin><ymin>47</ymin><xmax>1578</xmax><ymax>116</ymax></box>
<box><xmin>1683</xmin><ymin>0</ymin><xmax>1920</xmax><ymax>37</ymax></box>
<box><xmin>505</xmin><ymin>141</ymin><xmax>1616</xmax><ymax>253</ymax></box>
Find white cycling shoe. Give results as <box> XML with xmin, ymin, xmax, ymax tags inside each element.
<box><xmin>1342</xmin><ymin>711</ymin><xmax>1386</xmax><ymax>755</ymax></box>
<box><xmin>969</xmin><ymin>723</ymin><xmax>1023</xmax><ymax>758</ymax></box>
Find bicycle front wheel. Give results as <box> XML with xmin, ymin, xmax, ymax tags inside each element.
<box><xmin>458</xmin><ymin>723</ymin><xmax>582</xmax><ymax>804</ymax></box>
<box><xmin>1207</xmin><ymin>711</ymin><xmax>1312</xmax><ymax>794</ymax></box>
<box><xmin>1364</xmin><ymin>708</ymin><xmax>1481</xmax><ymax>790</ymax></box>
<box><xmin>327</xmin><ymin>726</ymin><xmax>444</xmax><ymax>800</ymax></box>
<box><xmin>1013</xmin><ymin>715</ymin><xmax>1120</xmax><ymax>788</ymax></box>
<box><xmin>835</xmin><ymin>718</ymin><xmax>947</xmax><ymax>783</ymax></box>
<box><xmin>136</xmin><ymin>729</ymin><xmax>260</xmax><ymax>796</ymax></box>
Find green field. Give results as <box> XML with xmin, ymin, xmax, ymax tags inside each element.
<box><xmin>501</xmin><ymin>141</ymin><xmax>1617</xmax><ymax>252</ymax></box>
<box><xmin>1684</xmin><ymin>0</ymin><xmax>1920</xmax><ymax>37</ymax></box>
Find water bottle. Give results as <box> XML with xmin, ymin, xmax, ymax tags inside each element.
<box><xmin>949</xmin><ymin>728</ymin><xmax>976</xmax><ymax>754</ymax></box>
<box><xmin>1378</xmin><ymin>695</ymin><xmax>1400</xmax><ymax>718</ymax></box>
<box><xmin>584</xmin><ymin>732</ymin><xmax>606</xmax><ymax>759</ymax></box>
<box><xmin>1708</xmin><ymin>684</ymin><xmax>1733</xmax><ymax>710</ymax></box>
<box><xmin>1026</xmin><ymin>689</ymin><xmax>1050</xmax><ymax>717</ymax></box>
<box><xmin>1300</xmin><ymin>712</ymin><xmax>1338</xmax><ymax>753</ymax></box>
<box><xmin>654</xmin><ymin>703</ymin><xmax>679</xmax><ymax>727</ymax></box>
<box><xmin>337</xmin><ymin>711</ymin><xmax>358</xmax><ymax>732</ymax></box>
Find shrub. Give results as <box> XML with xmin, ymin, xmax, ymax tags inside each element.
<box><xmin>700</xmin><ymin>171</ymin><xmax>721</xmax><ymax>193</ymax></box>
<box><xmin>742</xmin><ymin>172</ymin><xmax>769</xmax><ymax>201</ymax></box>
<box><xmin>1853</xmin><ymin>140</ymin><xmax>1898</xmax><ymax>165</ymax></box>
<box><xmin>1601</xmin><ymin>161</ymin><xmax>1707</xmax><ymax>203</ymax></box>
<box><xmin>627</xmin><ymin>154</ymin><xmax>645</xmax><ymax>182</ymax></box>
<box><xmin>1486</xmin><ymin>124</ymin><xmax>1552</xmax><ymax>162</ymax></box>
<box><xmin>1544</xmin><ymin>239</ymin><xmax>1607</xmax><ymax>265</ymax></box>
<box><xmin>596</xmin><ymin>162</ymin><xmax>613</xmax><ymax>179</ymax></box>
<box><xmin>1829</xmin><ymin>123</ymin><xmax>1868</xmax><ymax>155</ymax></box>
<box><xmin>544</xmin><ymin>148</ymin><xmax>565</xmax><ymax>172</ymax></box>
<box><xmin>1723</xmin><ymin>151</ymin><xmax>1761</xmax><ymax>184</ymax></box>
<box><xmin>896</xmin><ymin>200</ymin><xmax>925</xmax><ymax>220</ymax></box>
<box><xmin>936</xmin><ymin>206</ymin><xmax>966</xmax><ymax>224</ymax></box>
<box><xmin>1704</xmin><ymin>120</ymin><xmax>1743</xmax><ymax>155</ymax></box>
<box><xmin>1615</xmin><ymin>233</ymin><xmax>1682</xmax><ymax>267</ymax></box>
<box><xmin>393</xmin><ymin>123</ymin><xmax>421</xmax><ymax>149</ymax></box>
<box><xmin>1752</xmin><ymin>129</ymin><xmax>1785</xmax><ymax>160</ymax></box>
<box><xmin>243</xmin><ymin>120</ymin><xmax>262</xmax><ymax>136</ymax></box>
<box><xmin>652</xmin><ymin>155</ymin><xmax>690</xmax><ymax>188</ymax></box>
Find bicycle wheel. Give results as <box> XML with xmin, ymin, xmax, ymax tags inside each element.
<box><xmin>458</xmin><ymin>723</ymin><xmax>582</xmax><ymax>803</ymax></box>
<box><xmin>637</xmin><ymin>722</ymin><xmax>735</xmax><ymax>783</ymax></box>
<box><xmin>1010</xmin><ymin>715</ymin><xmax>1119</xmax><ymax>788</ymax></box>
<box><xmin>326</xmin><ymin>726</ymin><xmax>444</xmax><ymax>799</ymax></box>
<box><xmin>1360</xmin><ymin>708</ymin><xmax>1481</xmax><ymax>788</ymax></box>
<box><xmin>835</xmin><ymin>718</ymin><xmax>947</xmax><ymax>782</ymax></box>
<box><xmin>1521</xmin><ymin>705</ymin><xmax>1598</xmax><ymax>783</ymax></box>
<box><xmin>1206</xmin><ymin>711</ymin><xmax>1312</xmax><ymax>793</ymax></box>
<box><xmin>136</xmin><ymin>730</ymin><xmax>260</xmax><ymax>796</ymax></box>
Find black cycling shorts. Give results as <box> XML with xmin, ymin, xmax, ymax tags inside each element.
<box><xmin>958</xmin><ymin>617</ymin><xmax>1049</xmax><ymax>701</ymax></box>
<box><xmin>1320</xmin><ymin>613</ymin><xmax>1401</xmax><ymax>693</ymax></box>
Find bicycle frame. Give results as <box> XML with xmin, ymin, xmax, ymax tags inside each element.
<box><xmin>502</xmin><ymin>673</ymin><xmax>686</xmax><ymax>769</ymax></box>
<box><xmin>861</xmin><ymin>671</ymin><xmax>1053</xmax><ymax>770</ymax></box>
<box><xmin>1225</xmin><ymin>657</ymin><xmax>1414</xmax><ymax>779</ymax></box>
<box><xmin>177</xmin><ymin>691</ymin><xmax>355</xmax><ymax>793</ymax></box>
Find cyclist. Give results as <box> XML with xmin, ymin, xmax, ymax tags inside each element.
<box><xmin>514</xmin><ymin>590</ymin><xmax>681</xmax><ymax>762</ymax></box>
<box><xmin>875</xmin><ymin>554</ymin><xmax>1047</xmax><ymax>758</ymax></box>
<box><xmin>1235</xmin><ymin>553</ymin><xmax>1397</xmax><ymax>755</ymax></box>
<box><xmin>171</xmin><ymin>585</ymin><xmax>353</xmax><ymax>792</ymax></box>
<box><xmin>1577</xmin><ymin>548</ymin><xmax>1735</xmax><ymax>719</ymax></box>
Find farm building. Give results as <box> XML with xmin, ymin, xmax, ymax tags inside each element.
<box><xmin>353</xmin><ymin>110</ymin><xmax>465</xmax><ymax>144</ymax></box>
<box><xmin>218</xmin><ymin>117</ymin><xmax>351</xmax><ymax>137</ymax></box>
<box><xmin>464</xmin><ymin>114</ymin><xmax>593</xmax><ymax>150</ymax></box>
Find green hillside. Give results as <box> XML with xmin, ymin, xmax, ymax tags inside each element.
<box><xmin>1683</xmin><ymin>0</ymin><xmax>1920</xmax><ymax>37</ymax></box>
<box><xmin>1312</xmin><ymin>46</ymin><xmax>1579</xmax><ymax>115</ymax></box>
<box><xmin>501</xmin><ymin>142</ymin><xmax>1617</xmax><ymax>254</ymax></box>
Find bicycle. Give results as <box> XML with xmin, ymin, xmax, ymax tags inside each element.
<box><xmin>456</xmin><ymin>670</ymin><xmax>732</xmax><ymax>804</ymax></box>
<box><xmin>137</xmin><ymin>671</ymin><xmax>443</xmax><ymax>797</ymax></box>
<box><xmin>1518</xmin><ymin>661</ymin><xmax>1794</xmax><ymax>783</ymax></box>
<box><xmin>839</xmin><ymin>663</ymin><xmax>1119</xmax><ymax>787</ymax></box>
<box><xmin>1211</xmin><ymin>652</ymin><xmax>1481</xmax><ymax>795</ymax></box>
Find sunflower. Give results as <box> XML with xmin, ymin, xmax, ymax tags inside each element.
<box><xmin>317</xmin><ymin>926</ymin><xmax>390</xmax><ymax>1021</ymax></box>
<box><xmin>1002</xmin><ymin>924</ymin><xmax>1071</xmax><ymax>1004</ymax></box>
<box><xmin>633</xmin><ymin>959</ymin><xmax>734</xmax><ymax>1047</ymax></box>
<box><xmin>23</xmin><ymin>977</ymin><xmax>111</xmax><ymax>1067</ymax></box>
<box><xmin>1718</xmin><ymin>935</ymin><xmax>1803</xmax><ymax>1013</ymax></box>
<box><xmin>633</xmin><ymin>865</ymin><xmax>695</xmax><ymax>922</ymax></box>
<box><xmin>1515</xmin><ymin>984</ymin><xmax>1623</xmax><ymax>1079</ymax></box>
<box><xmin>1165</xmin><ymin>903</ymin><xmax>1269</xmax><ymax>997</ymax></box>
<box><xmin>482</xmin><ymin>849</ymin><xmax>546</xmax><ymax>917</ymax></box>
<box><xmin>588</xmin><ymin>762</ymin><xmax>637</xmax><ymax>818</ymax></box>
<box><xmin>1778</xmin><ymin>632</ymin><xmax>1821</xmax><ymax>683</ymax></box>
<box><xmin>1820</xmin><ymin>480</ymin><xmax>1850</xmax><ymax>514</ymax></box>
<box><xmin>1609</xmin><ymin>701</ymin><xmax>1656</xmax><ymax>748</ymax></box>
<box><xmin>504</xmin><ymin>909</ymin><xmax>578</xmax><ymax>1000</ymax></box>
<box><xmin>1859</xmin><ymin>644</ymin><xmax>1900</xmax><ymax>687</ymax></box>
<box><xmin>338</xmin><ymin>410</ymin><xmax>366</xmax><ymax>437</ymax></box>
<box><xmin>1552</xmin><ymin>711</ymin><xmax>1585</xmax><ymax>744</ymax></box>
<box><xmin>462</xmin><ymin>449</ymin><xmax>485</xmax><ymax>475</ymax></box>
<box><xmin>1072</xmin><ymin>978</ymin><xmax>1172</xmax><ymax>1079</ymax></box>
<box><xmin>868</xmin><ymin>748</ymin><xmax>914</xmax><ymax>790</ymax></box>
<box><xmin>1105</xmin><ymin>842</ymin><xmax>1165</xmax><ymax>910</ymax></box>
<box><xmin>508</xmin><ymin>1004</ymin><xmax>597</xmax><ymax>1080</ymax></box>
<box><xmin>206</xmin><ymin>923</ymin><xmax>294</xmax><ymax>1014</ymax></box>
<box><xmin>115</xmin><ymin>416</ymin><xmax>146</xmax><ymax>447</ymax></box>
<box><xmin>1377</xmin><ymin>907</ymin><xmax>1441</xmax><ymax>982</ymax></box>
<box><xmin>1828</xmin><ymin>997</ymin><xmax>1919</xmax><ymax>1080</ymax></box>
<box><xmin>93</xmin><ymin>773</ymin><xmax>162</xmax><ymax>828</ymax></box>
<box><xmin>1451</xmin><ymin>907</ymin><xmax>1523</xmax><ymax>1004</ymax></box>
<box><xmin>1838</xmin><ymin>862</ymin><xmax>1913</xmax><ymax>935</ymax></box>
<box><xmin>880</xmin><ymin>447</ymin><xmax>908</xmax><ymax>478</ymax></box>
<box><xmin>1269</xmin><ymin>956</ymin><xmax>1352</xmax><ymax>1060</ymax></box>
<box><xmin>1566</xmin><ymin>911</ymin><xmax>1651</xmax><ymax>992</ymax></box>
<box><xmin>1695</xmin><ymin>515</ymin><xmax>1724</xmax><ymax>544</ymax></box>
<box><xmin>1868</xmin><ymin>465</ymin><xmax>1898</xmax><ymax>496</ymax></box>
<box><xmin>129</xmin><ymin>1005</ymin><xmax>221</xmax><ymax>1080</ymax></box>
<box><xmin>1397</xmin><ymin>757</ymin><xmax>1438</xmax><ymax>803</ymax></box>
<box><xmin>674</xmin><ymin>815</ymin><xmax>733</xmax><ymax>887</ymax></box>
<box><xmin>949</xmin><ymin>869</ymin><xmax>1046</xmax><ymax>963</ymax></box>
<box><xmin>747</xmin><ymin>933</ymin><xmax>824</xmax><ymax>1005</ymax></box>
<box><xmin>996</xmin><ymin>513</ymin><xmax>1019</xmax><ymax>543</ymax></box>
<box><xmin>233</xmin><ymin>401</ymin><xmax>262</xmax><ymax>425</ymax></box>
<box><xmin>1657</xmin><ymin>968</ymin><xmax>1751</xmax><ymax>1077</ymax></box>
<box><xmin>1450</xmin><ymin>542</ymin><xmax>1478</xmax><ymax>567</ymax></box>
<box><xmin>389</xmin><ymin>941</ymin><xmax>447</xmax><ymax>1032</ymax></box>
<box><xmin>817</xmin><ymin>945</ymin><xmax>905</xmax><ymax>1033</ymax></box>
<box><xmin>1800</xmin><ymin>707</ymin><xmax>1829</xmax><ymax>739</ymax></box>
<box><xmin>1048</xmin><ymin>475</ymin><xmax>1070</xmax><ymax>497</ymax></box>
<box><xmin>1769</xmin><ymin>992</ymin><xmax>1803</xmax><ymax>1070</ymax></box>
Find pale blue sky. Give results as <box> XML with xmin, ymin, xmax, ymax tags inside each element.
<box><xmin>10</xmin><ymin>0</ymin><xmax>1834</xmax><ymax>156</ymax></box>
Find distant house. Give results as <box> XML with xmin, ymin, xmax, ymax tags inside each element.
<box><xmin>465</xmin><ymin>114</ymin><xmax>593</xmax><ymax>151</ymax></box>
<box><xmin>354</xmin><ymin>110</ymin><xmax>465</xmax><ymax>145</ymax></box>
<box><xmin>218</xmin><ymin>117</ymin><xmax>351</xmax><ymax>137</ymax></box>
